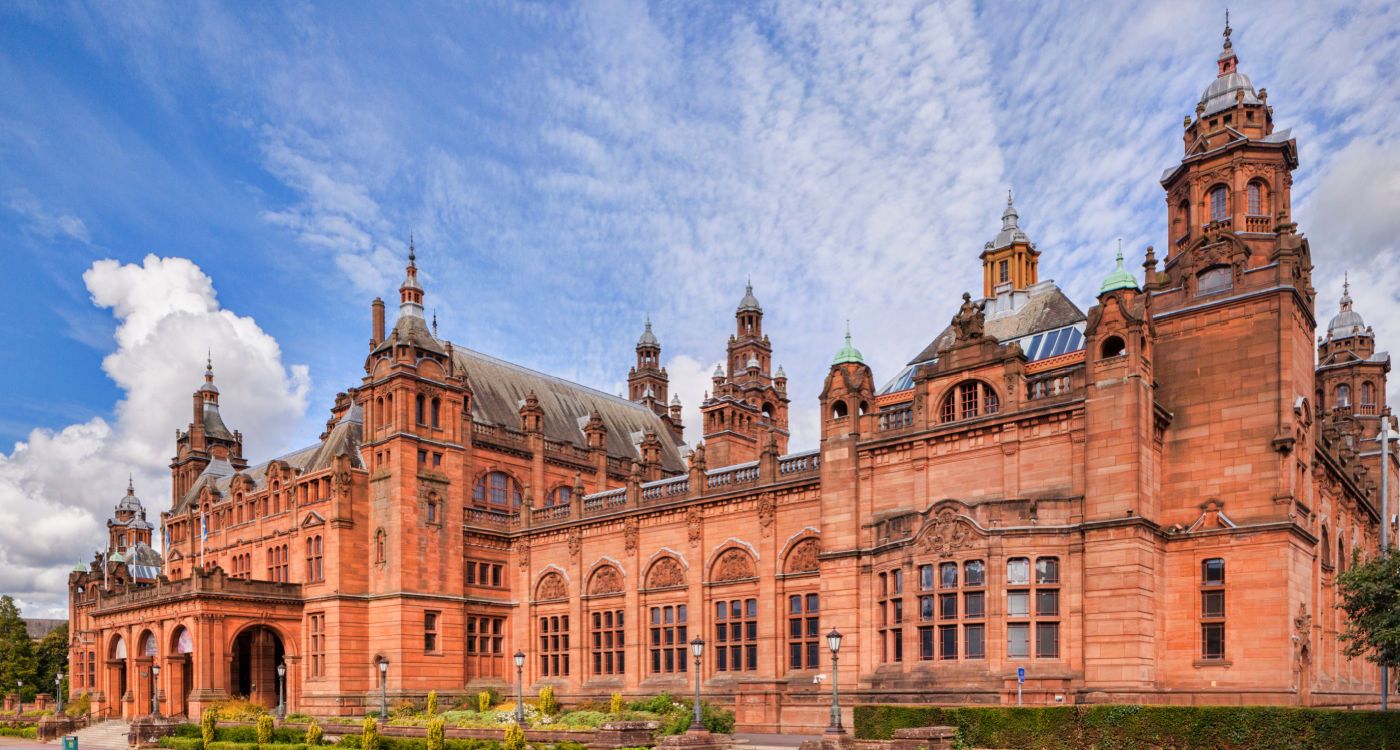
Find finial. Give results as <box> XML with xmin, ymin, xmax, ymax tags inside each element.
<box><xmin>1223</xmin><ymin>8</ymin><xmax>1232</xmax><ymax>46</ymax></box>
<box><xmin>1007</xmin><ymin>188</ymin><xmax>1013</xmax><ymax>206</ymax></box>
<box><xmin>845</xmin><ymin>318</ymin><xmax>852</xmax><ymax>344</ymax></box>
<box><xmin>1116</xmin><ymin>238</ymin><xmax>1124</xmax><ymax>263</ymax></box>
<box><xmin>432</xmin><ymin>310</ymin><xmax>438</xmax><ymax>337</ymax></box>
<box><xmin>746</xmin><ymin>275</ymin><xmax>752</xmax><ymax>292</ymax></box>
<box><xmin>127</xmin><ymin>474</ymin><xmax>134</xmax><ymax>494</ymax></box>
<box><xmin>409</xmin><ymin>232</ymin><xmax>416</xmax><ymax>264</ymax></box>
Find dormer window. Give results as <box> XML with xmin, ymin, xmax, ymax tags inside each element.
<box><xmin>1196</xmin><ymin>266</ymin><xmax>1232</xmax><ymax>296</ymax></box>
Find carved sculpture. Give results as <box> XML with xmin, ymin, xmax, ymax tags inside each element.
<box><xmin>647</xmin><ymin>557</ymin><xmax>686</xmax><ymax>588</ymax></box>
<box><xmin>711</xmin><ymin>548</ymin><xmax>756</xmax><ymax>582</ymax></box>
<box><xmin>785</xmin><ymin>538</ymin><xmax>820</xmax><ymax>574</ymax></box>
<box><xmin>589</xmin><ymin>565</ymin><xmax>623</xmax><ymax>595</ymax></box>
<box><xmin>535</xmin><ymin>571</ymin><xmax>567</xmax><ymax>600</ymax></box>
<box><xmin>917</xmin><ymin>508</ymin><xmax>973</xmax><ymax>557</ymax></box>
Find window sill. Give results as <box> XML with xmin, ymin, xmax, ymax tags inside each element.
<box><xmin>1193</xmin><ymin>659</ymin><xmax>1232</xmax><ymax>668</ymax></box>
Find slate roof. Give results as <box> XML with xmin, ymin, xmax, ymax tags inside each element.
<box><xmin>452</xmin><ymin>347</ymin><xmax>687</xmax><ymax>473</ymax></box>
<box><xmin>880</xmin><ymin>283</ymin><xmax>1086</xmax><ymax>394</ymax></box>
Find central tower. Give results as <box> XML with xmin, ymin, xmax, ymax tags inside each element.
<box><xmin>700</xmin><ymin>283</ymin><xmax>790</xmax><ymax>466</ymax></box>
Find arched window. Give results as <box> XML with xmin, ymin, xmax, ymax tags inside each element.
<box><xmin>1247</xmin><ymin>181</ymin><xmax>1264</xmax><ymax>215</ymax></box>
<box><xmin>430</xmin><ymin>398</ymin><xmax>441</xmax><ymax>429</ymax></box>
<box><xmin>415</xmin><ymin>394</ymin><xmax>426</xmax><ymax>425</ymax></box>
<box><xmin>1335</xmin><ymin>384</ymin><xmax>1351</xmax><ymax>408</ymax></box>
<box><xmin>939</xmin><ymin>381</ymin><xmax>999</xmax><ymax>423</ymax></box>
<box><xmin>762</xmin><ymin>402</ymin><xmax>775</xmax><ymax>420</ymax></box>
<box><xmin>1196</xmin><ymin>266</ymin><xmax>1232</xmax><ymax>296</ymax></box>
<box><xmin>830</xmin><ymin>400</ymin><xmax>848</xmax><ymax>420</ymax></box>
<box><xmin>375</xmin><ymin>529</ymin><xmax>386</xmax><ymax>563</ymax></box>
<box><xmin>1209</xmin><ymin>185</ymin><xmax>1228</xmax><ymax>222</ymax></box>
<box><xmin>1100</xmin><ymin>336</ymin><xmax>1126</xmax><ymax>358</ymax></box>
<box><xmin>1338</xmin><ymin>538</ymin><xmax>1347</xmax><ymax>573</ymax></box>
<box><xmin>473</xmin><ymin>471</ymin><xmax>523</xmax><ymax>507</ymax></box>
<box><xmin>547</xmin><ymin>485</ymin><xmax>573</xmax><ymax>507</ymax></box>
<box><xmin>1321</xmin><ymin>526</ymin><xmax>1332</xmax><ymax>568</ymax></box>
<box><xmin>375</xmin><ymin>397</ymin><xmax>384</xmax><ymax>429</ymax></box>
<box><xmin>1361</xmin><ymin>381</ymin><xmax>1375</xmax><ymax>409</ymax></box>
<box><xmin>1176</xmin><ymin>199</ymin><xmax>1190</xmax><ymax>239</ymax></box>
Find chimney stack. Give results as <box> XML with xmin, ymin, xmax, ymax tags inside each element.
<box><xmin>371</xmin><ymin>297</ymin><xmax>385</xmax><ymax>347</ymax></box>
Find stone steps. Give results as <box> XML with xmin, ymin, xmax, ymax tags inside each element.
<box><xmin>69</xmin><ymin>720</ymin><xmax>131</xmax><ymax>750</ymax></box>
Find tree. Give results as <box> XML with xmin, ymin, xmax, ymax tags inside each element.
<box><xmin>1337</xmin><ymin>551</ymin><xmax>1400</xmax><ymax>669</ymax></box>
<box><xmin>35</xmin><ymin>624</ymin><xmax>70</xmax><ymax>696</ymax></box>
<box><xmin>0</xmin><ymin>596</ymin><xmax>38</xmax><ymax>696</ymax></box>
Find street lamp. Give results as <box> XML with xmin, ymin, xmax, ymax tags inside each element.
<box><xmin>15</xmin><ymin>680</ymin><xmax>21</xmax><ymax>715</ymax></box>
<box><xmin>150</xmin><ymin>664</ymin><xmax>161</xmax><ymax>717</ymax></box>
<box><xmin>826</xmin><ymin>629</ymin><xmax>844</xmax><ymax>735</ymax></box>
<box><xmin>1372</xmin><ymin>409</ymin><xmax>1397</xmax><ymax>711</ymax></box>
<box><xmin>688</xmin><ymin>636</ymin><xmax>705</xmax><ymax>733</ymax></box>
<box><xmin>377</xmin><ymin>658</ymin><xmax>388</xmax><ymax>720</ymax></box>
<box><xmin>513</xmin><ymin>651</ymin><xmax>526</xmax><ymax>725</ymax></box>
<box><xmin>55</xmin><ymin>673</ymin><xmax>64</xmax><ymax>715</ymax></box>
<box><xmin>276</xmin><ymin>663</ymin><xmax>286</xmax><ymax>719</ymax></box>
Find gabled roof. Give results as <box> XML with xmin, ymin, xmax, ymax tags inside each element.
<box><xmin>452</xmin><ymin>347</ymin><xmax>686</xmax><ymax>473</ymax></box>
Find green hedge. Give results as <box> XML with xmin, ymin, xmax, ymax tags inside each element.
<box><xmin>336</xmin><ymin>738</ymin><xmax>585</xmax><ymax>750</ymax></box>
<box><xmin>853</xmin><ymin>704</ymin><xmax>1400</xmax><ymax>750</ymax></box>
<box><xmin>0</xmin><ymin>726</ymin><xmax>38</xmax><ymax>739</ymax></box>
<box><xmin>170</xmin><ymin>725</ymin><xmax>312</xmax><ymax>744</ymax></box>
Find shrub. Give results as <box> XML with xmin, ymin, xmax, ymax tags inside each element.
<box><xmin>202</xmin><ymin>709</ymin><xmax>219</xmax><ymax>748</ymax></box>
<box><xmin>65</xmin><ymin>692</ymin><xmax>91</xmax><ymax>718</ymax></box>
<box><xmin>209</xmin><ymin>700</ymin><xmax>268</xmax><ymax>722</ymax></box>
<box><xmin>427</xmin><ymin>717</ymin><xmax>445</xmax><ymax>750</ymax></box>
<box><xmin>609</xmin><ymin>693</ymin><xmax>623</xmax><ymax>715</ymax></box>
<box><xmin>477</xmin><ymin>692</ymin><xmax>491</xmax><ymax>713</ymax></box>
<box><xmin>853</xmin><ymin>704</ymin><xmax>1400</xmax><ymax>750</ymax></box>
<box><xmin>257</xmin><ymin>715</ymin><xmax>275</xmax><ymax>747</ymax></box>
<box><xmin>215</xmin><ymin>727</ymin><xmax>306</xmax><ymax>744</ymax></box>
<box><xmin>159</xmin><ymin>737</ymin><xmax>204</xmax><ymax>750</ymax></box>
<box><xmin>362</xmin><ymin>717</ymin><xmax>380</xmax><ymax>750</ymax></box>
<box><xmin>503</xmin><ymin>723</ymin><xmax>525</xmax><ymax>750</ymax></box>
<box><xmin>426</xmin><ymin>691</ymin><xmax>438</xmax><ymax>717</ymax></box>
<box><xmin>0</xmin><ymin>727</ymin><xmax>37</xmax><ymax>739</ymax></box>
<box><xmin>305</xmin><ymin>719</ymin><xmax>323</xmax><ymax>747</ymax></box>
<box><xmin>537</xmin><ymin>687</ymin><xmax>558</xmax><ymax>716</ymax></box>
<box><xmin>391</xmin><ymin>701</ymin><xmax>419</xmax><ymax>720</ymax></box>
<box><xmin>206</xmin><ymin>743</ymin><xmax>307</xmax><ymax>750</ymax></box>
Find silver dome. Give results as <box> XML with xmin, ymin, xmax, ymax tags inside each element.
<box><xmin>1327</xmin><ymin>280</ymin><xmax>1370</xmax><ymax>340</ymax></box>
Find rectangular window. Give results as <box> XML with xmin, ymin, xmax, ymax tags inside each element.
<box><xmin>1007</xmin><ymin>623</ymin><xmax>1030</xmax><ymax>659</ymax></box>
<box><xmin>539</xmin><ymin>614</ymin><xmax>570</xmax><ymax>676</ymax></box>
<box><xmin>1201</xmin><ymin>557</ymin><xmax>1226</xmax><ymax>660</ymax></box>
<box><xmin>787</xmin><ymin>593</ymin><xmax>820</xmax><ymax>671</ymax></box>
<box><xmin>919</xmin><ymin>564</ymin><xmax>934</xmax><ymax>591</ymax></box>
<box><xmin>649</xmin><ymin>605</ymin><xmax>688</xmax><ymax>674</ymax></box>
<box><xmin>964</xmin><ymin>624</ymin><xmax>985</xmax><ymax>659</ymax></box>
<box><xmin>918</xmin><ymin>626</ymin><xmax>934</xmax><ymax>661</ymax></box>
<box><xmin>309</xmin><ymin>613</ymin><xmax>325</xmax><ymax>677</ymax></box>
<box><xmin>1036</xmin><ymin>590</ymin><xmax>1059</xmax><ymax>617</ymax></box>
<box><xmin>1210</xmin><ymin>187</ymin><xmax>1227</xmax><ymax>221</ymax></box>
<box><xmin>424</xmin><ymin>611</ymin><xmax>439</xmax><ymax>653</ymax></box>
<box><xmin>939</xmin><ymin>625</ymin><xmax>957</xmax><ymax>660</ymax></box>
<box><xmin>939</xmin><ymin>562</ymin><xmax>958</xmax><ymax>589</ymax></box>
<box><xmin>878</xmin><ymin>570</ymin><xmax>903</xmax><ymax>663</ymax></box>
<box><xmin>1007</xmin><ymin>558</ymin><xmax>1030</xmax><ymax>585</ymax></box>
<box><xmin>1036</xmin><ymin>622</ymin><xmax>1060</xmax><ymax>658</ymax></box>
<box><xmin>939</xmin><ymin>593</ymin><xmax>958</xmax><ymax>620</ymax></box>
<box><xmin>1007</xmin><ymin>591</ymin><xmax>1030</xmax><ymax>618</ymax></box>
<box><xmin>964</xmin><ymin>591</ymin><xmax>985</xmax><ymax>619</ymax></box>
<box><xmin>999</xmin><ymin>259</ymin><xmax>1009</xmax><ymax>283</ymax></box>
<box><xmin>920</xmin><ymin>595</ymin><xmax>935</xmax><ymax>621</ymax></box>
<box><xmin>591</xmin><ymin>610</ymin><xmax>625</xmax><ymax>676</ymax></box>
<box><xmin>715</xmin><ymin>598</ymin><xmax>758</xmax><ymax>672</ymax></box>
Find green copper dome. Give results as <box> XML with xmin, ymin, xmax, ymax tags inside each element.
<box><xmin>1099</xmin><ymin>247</ymin><xmax>1139</xmax><ymax>295</ymax></box>
<box><xmin>832</xmin><ymin>325</ymin><xmax>864</xmax><ymax>365</ymax></box>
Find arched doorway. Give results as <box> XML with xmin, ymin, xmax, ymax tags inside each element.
<box><xmin>137</xmin><ymin>631</ymin><xmax>158</xmax><ymax>717</ymax></box>
<box><xmin>108</xmin><ymin>635</ymin><xmax>128</xmax><ymax>719</ymax></box>
<box><xmin>230</xmin><ymin>626</ymin><xmax>285</xmax><ymax>710</ymax></box>
<box><xmin>168</xmin><ymin>627</ymin><xmax>194</xmax><ymax>718</ymax></box>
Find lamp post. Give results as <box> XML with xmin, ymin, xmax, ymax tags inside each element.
<box><xmin>55</xmin><ymin>673</ymin><xmax>64</xmax><ymax>715</ymax></box>
<box><xmin>276</xmin><ymin>663</ymin><xmax>286</xmax><ymax>719</ymax></box>
<box><xmin>1378</xmin><ymin>410</ymin><xmax>1397</xmax><ymax>711</ymax></box>
<box><xmin>377</xmin><ymin>658</ymin><xmax>388</xmax><ymax>720</ymax></box>
<box><xmin>826</xmin><ymin>628</ymin><xmax>844</xmax><ymax>735</ymax></box>
<box><xmin>513</xmin><ymin>651</ymin><xmax>526</xmax><ymax>725</ymax></box>
<box><xmin>150</xmin><ymin>664</ymin><xmax>160</xmax><ymax>717</ymax></box>
<box><xmin>688</xmin><ymin>636</ymin><xmax>705</xmax><ymax>733</ymax></box>
<box><xmin>15</xmin><ymin>680</ymin><xmax>21</xmax><ymax>715</ymax></box>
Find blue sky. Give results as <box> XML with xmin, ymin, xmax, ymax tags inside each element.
<box><xmin>3</xmin><ymin>0</ymin><xmax>1399</xmax><ymax>617</ymax></box>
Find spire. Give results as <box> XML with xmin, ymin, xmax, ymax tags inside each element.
<box><xmin>199</xmin><ymin>351</ymin><xmax>219</xmax><ymax>395</ymax></box>
<box><xmin>432</xmin><ymin>310</ymin><xmax>438</xmax><ymax>337</ymax></box>
<box><xmin>1340</xmin><ymin>272</ymin><xmax>1352</xmax><ymax>310</ymax></box>
<box><xmin>1327</xmin><ymin>271</ymin><xmax>1369</xmax><ymax>340</ymax></box>
<box><xmin>1217</xmin><ymin>8</ymin><xmax>1238</xmax><ymax>74</ymax></box>
<box><xmin>1099</xmin><ymin>239</ymin><xmax>1140</xmax><ymax>295</ymax></box>
<box><xmin>399</xmin><ymin>234</ymin><xmax>424</xmax><ymax>318</ymax></box>
<box><xmin>832</xmin><ymin>320</ymin><xmax>865</xmax><ymax>365</ymax></box>
<box><xmin>409</xmin><ymin>232</ymin><xmax>416</xmax><ymax>265</ymax></box>
<box><xmin>1003</xmin><ymin>189</ymin><xmax>1018</xmax><ymax>228</ymax></box>
<box><xmin>737</xmin><ymin>280</ymin><xmax>762</xmax><ymax>313</ymax></box>
<box><xmin>638</xmin><ymin>315</ymin><xmax>660</xmax><ymax>348</ymax></box>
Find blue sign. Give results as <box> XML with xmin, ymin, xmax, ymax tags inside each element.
<box><xmin>1017</xmin><ymin>667</ymin><xmax>1025</xmax><ymax>684</ymax></box>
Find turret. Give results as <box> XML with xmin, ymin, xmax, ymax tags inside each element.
<box><xmin>628</xmin><ymin>316</ymin><xmax>669</xmax><ymax>415</ymax></box>
<box><xmin>701</xmin><ymin>282</ymin><xmax>790</xmax><ymax>466</ymax></box>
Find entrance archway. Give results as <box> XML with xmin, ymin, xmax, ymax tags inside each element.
<box><xmin>168</xmin><ymin>627</ymin><xmax>194</xmax><ymax>717</ymax></box>
<box><xmin>108</xmin><ymin>635</ymin><xmax>129</xmax><ymax>719</ymax></box>
<box><xmin>230</xmin><ymin>626</ymin><xmax>285</xmax><ymax>710</ymax></box>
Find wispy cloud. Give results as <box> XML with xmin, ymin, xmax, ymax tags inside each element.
<box><xmin>5</xmin><ymin>188</ymin><xmax>90</xmax><ymax>243</ymax></box>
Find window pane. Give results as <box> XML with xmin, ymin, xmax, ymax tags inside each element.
<box><xmin>1035</xmin><ymin>558</ymin><xmax>1059</xmax><ymax>584</ymax></box>
<box><xmin>1202</xmin><ymin>590</ymin><xmax>1225</xmax><ymax>618</ymax></box>
<box><xmin>1007</xmin><ymin>558</ymin><xmax>1030</xmax><ymax>585</ymax></box>
<box><xmin>964</xmin><ymin>591</ymin><xmax>985</xmax><ymax>619</ymax></box>
<box><xmin>964</xmin><ymin>560</ymin><xmax>985</xmax><ymax>587</ymax></box>
<box><xmin>789</xmin><ymin>595</ymin><xmax>801</xmax><ymax>614</ymax></box>
<box><xmin>1007</xmin><ymin>623</ymin><xmax>1030</xmax><ymax>659</ymax></box>
<box><xmin>920</xmin><ymin>595</ymin><xmax>935</xmax><ymax>621</ymax></box>
<box><xmin>939</xmin><ymin>625</ymin><xmax>957</xmax><ymax>660</ymax></box>
<box><xmin>806</xmin><ymin>594</ymin><xmax>819</xmax><ymax>613</ymax></box>
<box><xmin>939</xmin><ymin>593</ymin><xmax>958</xmax><ymax>620</ymax></box>
<box><xmin>1008</xmin><ymin>591</ymin><xmax>1030</xmax><ymax>618</ymax></box>
<box><xmin>1202</xmin><ymin>623</ymin><xmax>1225</xmax><ymax>660</ymax></box>
<box><xmin>1036</xmin><ymin>622</ymin><xmax>1059</xmax><ymax>658</ymax></box>
<box><xmin>1036</xmin><ymin>590</ymin><xmax>1059</xmax><ymax>617</ymax></box>
<box><xmin>940</xmin><ymin>562</ymin><xmax>958</xmax><ymax>589</ymax></box>
<box><xmin>919</xmin><ymin>628</ymin><xmax>934</xmax><ymax>661</ymax></box>
<box><xmin>965</xmin><ymin>624</ymin><xmax>985</xmax><ymax>659</ymax></box>
<box><xmin>1202</xmin><ymin>558</ymin><xmax>1225</xmax><ymax>585</ymax></box>
<box><xmin>919</xmin><ymin>564</ymin><xmax>934</xmax><ymax>591</ymax></box>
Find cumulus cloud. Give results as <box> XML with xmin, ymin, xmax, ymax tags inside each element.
<box><xmin>0</xmin><ymin>255</ymin><xmax>309</xmax><ymax>617</ymax></box>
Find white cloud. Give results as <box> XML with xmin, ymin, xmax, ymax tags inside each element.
<box><xmin>5</xmin><ymin>188</ymin><xmax>91</xmax><ymax>243</ymax></box>
<box><xmin>0</xmin><ymin>255</ymin><xmax>309</xmax><ymax>617</ymax></box>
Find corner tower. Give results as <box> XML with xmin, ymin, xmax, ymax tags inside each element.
<box><xmin>171</xmin><ymin>357</ymin><xmax>246</xmax><ymax>501</ymax></box>
<box><xmin>628</xmin><ymin>317</ymin><xmax>669</xmax><ymax>412</ymax></box>
<box><xmin>700</xmin><ymin>283</ymin><xmax>790</xmax><ymax>466</ymax></box>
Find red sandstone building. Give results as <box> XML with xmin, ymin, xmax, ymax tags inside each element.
<box><xmin>68</xmin><ymin>26</ymin><xmax>1397</xmax><ymax>729</ymax></box>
